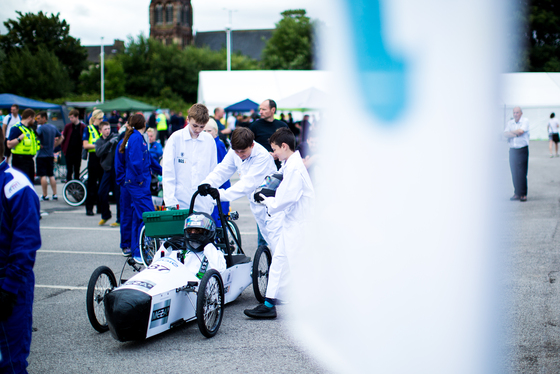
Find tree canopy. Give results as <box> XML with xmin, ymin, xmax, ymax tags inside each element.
<box><xmin>261</xmin><ymin>9</ymin><xmax>314</xmax><ymax>70</ymax></box>
<box><xmin>0</xmin><ymin>11</ymin><xmax>88</xmax><ymax>85</ymax></box>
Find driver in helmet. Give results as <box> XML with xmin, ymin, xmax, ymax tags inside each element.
<box><xmin>182</xmin><ymin>213</ymin><xmax>226</xmax><ymax>277</ymax></box>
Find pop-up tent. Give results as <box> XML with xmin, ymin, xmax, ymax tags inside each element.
<box><xmin>501</xmin><ymin>73</ymin><xmax>560</xmax><ymax>139</ymax></box>
<box><xmin>224</xmin><ymin>99</ymin><xmax>259</xmax><ymax>113</ymax></box>
<box><xmin>0</xmin><ymin>93</ymin><xmax>62</xmax><ymax>110</ymax></box>
<box><xmin>87</xmin><ymin>96</ymin><xmax>156</xmax><ymax>112</ymax></box>
<box><xmin>277</xmin><ymin>87</ymin><xmax>327</xmax><ymax>111</ymax></box>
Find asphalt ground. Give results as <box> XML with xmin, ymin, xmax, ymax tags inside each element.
<box><xmin>26</xmin><ymin>177</ymin><xmax>328</xmax><ymax>373</ymax></box>
<box><xmin>503</xmin><ymin>140</ymin><xmax>560</xmax><ymax>373</ymax></box>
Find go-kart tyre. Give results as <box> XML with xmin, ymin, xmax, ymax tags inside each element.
<box><xmin>252</xmin><ymin>245</ymin><xmax>272</xmax><ymax>303</ymax></box>
<box><xmin>226</xmin><ymin>220</ymin><xmax>242</xmax><ymax>254</ymax></box>
<box><xmin>86</xmin><ymin>266</ymin><xmax>117</xmax><ymax>333</ymax></box>
<box><xmin>196</xmin><ymin>269</ymin><xmax>224</xmax><ymax>338</ymax></box>
<box><xmin>139</xmin><ymin>225</ymin><xmax>159</xmax><ymax>267</ymax></box>
<box><xmin>62</xmin><ymin>179</ymin><xmax>87</xmax><ymax>206</ymax></box>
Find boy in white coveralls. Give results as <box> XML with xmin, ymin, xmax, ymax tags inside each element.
<box><xmin>244</xmin><ymin>128</ymin><xmax>314</xmax><ymax>319</ymax></box>
<box><xmin>198</xmin><ymin>127</ymin><xmax>277</xmax><ymax>246</ymax></box>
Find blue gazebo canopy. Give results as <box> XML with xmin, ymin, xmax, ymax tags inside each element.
<box><xmin>224</xmin><ymin>99</ymin><xmax>259</xmax><ymax>113</ymax></box>
<box><xmin>0</xmin><ymin>93</ymin><xmax>62</xmax><ymax>110</ymax></box>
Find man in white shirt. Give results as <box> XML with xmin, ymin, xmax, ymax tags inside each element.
<box><xmin>199</xmin><ymin>127</ymin><xmax>278</xmax><ymax>246</ymax></box>
<box><xmin>2</xmin><ymin>104</ymin><xmax>21</xmax><ymax>160</ymax></box>
<box><xmin>504</xmin><ymin>106</ymin><xmax>530</xmax><ymax>202</ymax></box>
<box><xmin>162</xmin><ymin>104</ymin><xmax>217</xmax><ymax>214</ymax></box>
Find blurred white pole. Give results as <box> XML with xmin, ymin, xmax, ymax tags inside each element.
<box><xmin>226</xmin><ymin>24</ymin><xmax>231</xmax><ymax>71</ymax></box>
<box><xmin>100</xmin><ymin>36</ymin><xmax>105</xmax><ymax>103</ymax></box>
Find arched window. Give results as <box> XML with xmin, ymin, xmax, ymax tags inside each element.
<box><xmin>155</xmin><ymin>4</ymin><xmax>163</xmax><ymax>25</ymax></box>
<box><xmin>166</xmin><ymin>3</ymin><xmax>174</xmax><ymax>24</ymax></box>
<box><xmin>181</xmin><ymin>5</ymin><xmax>190</xmax><ymax>25</ymax></box>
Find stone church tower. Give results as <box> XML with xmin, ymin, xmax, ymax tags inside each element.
<box><xmin>149</xmin><ymin>0</ymin><xmax>193</xmax><ymax>48</ymax></box>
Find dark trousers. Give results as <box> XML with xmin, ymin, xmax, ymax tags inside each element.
<box><xmin>85</xmin><ymin>152</ymin><xmax>103</xmax><ymax>212</ymax></box>
<box><xmin>11</xmin><ymin>154</ymin><xmax>35</xmax><ymax>183</ymax></box>
<box><xmin>158</xmin><ymin>130</ymin><xmax>168</xmax><ymax>147</ymax></box>
<box><xmin>65</xmin><ymin>153</ymin><xmax>81</xmax><ymax>181</ymax></box>
<box><xmin>98</xmin><ymin>167</ymin><xmax>120</xmax><ymax>220</ymax></box>
<box><xmin>509</xmin><ymin>146</ymin><xmax>529</xmax><ymax>196</ymax></box>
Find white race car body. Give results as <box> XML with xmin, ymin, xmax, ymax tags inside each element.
<box><xmin>105</xmin><ymin>249</ymin><xmax>252</xmax><ymax>341</ymax></box>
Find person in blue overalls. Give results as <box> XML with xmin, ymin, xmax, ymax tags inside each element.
<box><xmin>117</xmin><ymin>114</ymin><xmax>161</xmax><ymax>263</ymax></box>
<box><xmin>0</xmin><ymin>130</ymin><xmax>41</xmax><ymax>373</ymax></box>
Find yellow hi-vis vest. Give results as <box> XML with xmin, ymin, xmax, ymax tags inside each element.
<box><xmin>156</xmin><ymin>113</ymin><xmax>168</xmax><ymax>131</ymax></box>
<box><xmin>87</xmin><ymin>124</ymin><xmax>101</xmax><ymax>152</ymax></box>
<box><xmin>12</xmin><ymin>124</ymin><xmax>39</xmax><ymax>155</ymax></box>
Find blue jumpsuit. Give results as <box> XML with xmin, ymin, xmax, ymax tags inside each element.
<box><xmin>211</xmin><ymin>136</ymin><xmax>231</xmax><ymax>227</ymax></box>
<box><xmin>0</xmin><ymin>161</ymin><xmax>41</xmax><ymax>373</ymax></box>
<box><xmin>115</xmin><ymin>140</ymin><xmax>132</xmax><ymax>250</ymax></box>
<box><xmin>123</xmin><ymin>131</ymin><xmax>162</xmax><ymax>258</ymax></box>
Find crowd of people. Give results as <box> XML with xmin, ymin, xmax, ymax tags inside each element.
<box><xmin>0</xmin><ymin>98</ymin><xmax>319</xmax><ymax>371</ymax></box>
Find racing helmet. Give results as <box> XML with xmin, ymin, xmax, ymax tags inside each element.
<box><xmin>184</xmin><ymin>213</ymin><xmax>217</xmax><ymax>252</ymax></box>
<box><xmin>253</xmin><ymin>172</ymin><xmax>283</xmax><ymax>202</ymax></box>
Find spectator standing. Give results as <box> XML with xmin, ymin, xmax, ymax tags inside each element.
<box><xmin>0</xmin><ymin>109</ymin><xmax>4</xmax><ymax>123</ymax></box>
<box><xmin>3</xmin><ymin>104</ymin><xmax>21</xmax><ymax>160</ymax></box>
<box><xmin>170</xmin><ymin>110</ymin><xmax>182</xmax><ymax>134</ymax></box>
<box><xmin>156</xmin><ymin>109</ymin><xmax>169</xmax><ymax>146</ymax></box>
<box><xmin>95</xmin><ymin>121</ymin><xmax>120</xmax><ymax>226</ymax></box>
<box><xmin>61</xmin><ymin>110</ymin><xmax>86</xmax><ymax>182</ymax></box>
<box><xmin>6</xmin><ymin>109</ymin><xmax>38</xmax><ymax>183</ymax></box>
<box><xmin>36</xmin><ymin>111</ymin><xmax>63</xmax><ymax>200</ymax></box>
<box><xmin>178</xmin><ymin>111</ymin><xmax>186</xmax><ymax>129</ymax></box>
<box><xmin>504</xmin><ymin>106</ymin><xmax>530</xmax><ymax>202</ymax></box>
<box><xmin>249</xmin><ymin>99</ymin><xmax>289</xmax><ymax>170</ymax></box>
<box><xmin>147</xmin><ymin>111</ymin><xmax>157</xmax><ymax>129</ymax></box>
<box><xmin>83</xmin><ymin>109</ymin><xmax>104</xmax><ymax>216</ymax></box>
<box><xmin>107</xmin><ymin>110</ymin><xmax>121</xmax><ymax>134</ymax></box>
<box><xmin>0</xmin><ymin>129</ymin><xmax>41</xmax><ymax>373</ymax></box>
<box><xmin>147</xmin><ymin>128</ymin><xmax>163</xmax><ymax>161</ymax></box>
<box><xmin>548</xmin><ymin>112</ymin><xmax>559</xmax><ymax>158</ymax></box>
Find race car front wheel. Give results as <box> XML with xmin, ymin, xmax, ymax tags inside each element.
<box><xmin>196</xmin><ymin>269</ymin><xmax>224</xmax><ymax>338</ymax></box>
<box><xmin>252</xmin><ymin>245</ymin><xmax>272</xmax><ymax>303</ymax></box>
<box><xmin>86</xmin><ymin>266</ymin><xmax>117</xmax><ymax>333</ymax></box>
<box><xmin>226</xmin><ymin>220</ymin><xmax>242</xmax><ymax>255</ymax></box>
<box><xmin>139</xmin><ymin>225</ymin><xmax>160</xmax><ymax>267</ymax></box>
<box><xmin>62</xmin><ymin>179</ymin><xmax>87</xmax><ymax>206</ymax></box>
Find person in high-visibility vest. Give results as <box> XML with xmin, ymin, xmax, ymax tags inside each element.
<box><xmin>156</xmin><ymin>109</ymin><xmax>168</xmax><ymax>147</ymax></box>
<box><xmin>82</xmin><ymin>109</ymin><xmax>104</xmax><ymax>216</ymax></box>
<box><xmin>6</xmin><ymin>108</ymin><xmax>39</xmax><ymax>183</ymax></box>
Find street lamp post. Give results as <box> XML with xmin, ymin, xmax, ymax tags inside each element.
<box><xmin>100</xmin><ymin>37</ymin><xmax>105</xmax><ymax>103</ymax></box>
<box><xmin>226</xmin><ymin>24</ymin><xmax>231</xmax><ymax>71</ymax></box>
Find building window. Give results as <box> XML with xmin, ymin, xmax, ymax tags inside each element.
<box><xmin>166</xmin><ymin>4</ymin><xmax>174</xmax><ymax>24</ymax></box>
<box><xmin>181</xmin><ymin>6</ymin><xmax>188</xmax><ymax>25</ymax></box>
<box><xmin>155</xmin><ymin>4</ymin><xmax>163</xmax><ymax>25</ymax></box>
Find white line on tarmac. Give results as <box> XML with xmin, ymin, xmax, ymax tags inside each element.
<box><xmin>40</xmin><ymin>250</ymin><xmax>121</xmax><ymax>256</ymax></box>
<box><xmin>51</xmin><ymin>210</ymin><xmax>87</xmax><ymax>214</ymax></box>
<box><xmin>40</xmin><ymin>226</ymin><xmax>119</xmax><ymax>231</ymax></box>
<box><xmin>35</xmin><ymin>285</ymin><xmax>87</xmax><ymax>290</ymax></box>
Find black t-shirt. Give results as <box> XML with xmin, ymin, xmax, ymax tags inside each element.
<box><xmin>248</xmin><ymin>119</ymin><xmax>288</xmax><ymax>152</ymax></box>
<box><xmin>67</xmin><ymin>124</ymin><xmax>83</xmax><ymax>156</ymax></box>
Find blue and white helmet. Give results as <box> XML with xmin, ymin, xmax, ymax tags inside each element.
<box><xmin>184</xmin><ymin>213</ymin><xmax>216</xmax><ymax>252</ymax></box>
<box><xmin>253</xmin><ymin>172</ymin><xmax>283</xmax><ymax>202</ymax></box>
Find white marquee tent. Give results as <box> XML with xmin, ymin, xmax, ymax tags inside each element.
<box><xmin>197</xmin><ymin>70</ymin><xmax>330</xmax><ymax>114</ymax></box>
<box><xmin>501</xmin><ymin>73</ymin><xmax>560</xmax><ymax>139</ymax></box>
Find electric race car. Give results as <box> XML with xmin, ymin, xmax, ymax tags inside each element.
<box><xmin>86</xmin><ymin>191</ymin><xmax>272</xmax><ymax>340</ymax></box>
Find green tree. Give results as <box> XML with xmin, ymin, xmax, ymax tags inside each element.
<box><xmin>527</xmin><ymin>0</ymin><xmax>560</xmax><ymax>71</ymax></box>
<box><xmin>261</xmin><ymin>9</ymin><xmax>314</xmax><ymax>70</ymax></box>
<box><xmin>0</xmin><ymin>11</ymin><xmax>88</xmax><ymax>86</ymax></box>
<box><xmin>2</xmin><ymin>46</ymin><xmax>71</xmax><ymax>99</ymax></box>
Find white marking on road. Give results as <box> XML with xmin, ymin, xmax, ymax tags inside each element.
<box><xmin>35</xmin><ymin>285</ymin><xmax>87</xmax><ymax>290</ymax></box>
<box><xmin>40</xmin><ymin>250</ymin><xmax>121</xmax><ymax>256</ymax></box>
<box><xmin>240</xmin><ymin>232</ymin><xmax>256</xmax><ymax>235</ymax></box>
<box><xmin>40</xmin><ymin>226</ymin><xmax>119</xmax><ymax>231</ymax></box>
<box><xmin>51</xmin><ymin>211</ymin><xmax>88</xmax><ymax>214</ymax></box>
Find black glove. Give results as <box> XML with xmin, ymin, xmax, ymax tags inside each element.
<box><xmin>0</xmin><ymin>289</ymin><xmax>17</xmax><ymax>321</ymax></box>
<box><xmin>208</xmin><ymin>187</ymin><xmax>220</xmax><ymax>200</ymax></box>
<box><xmin>198</xmin><ymin>183</ymin><xmax>211</xmax><ymax>196</ymax></box>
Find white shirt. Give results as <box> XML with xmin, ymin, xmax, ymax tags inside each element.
<box><xmin>3</xmin><ymin>114</ymin><xmax>21</xmax><ymax>137</ymax></box>
<box><xmin>162</xmin><ymin>127</ymin><xmax>217</xmax><ymax>213</ymax></box>
<box><xmin>549</xmin><ymin>118</ymin><xmax>560</xmax><ymax>134</ymax></box>
<box><xmin>504</xmin><ymin>117</ymin><xmax>530</xmax><ymax>149</ymax></box>
<box><xmin>227</xmin><ymin>115</ymin><xmax>236</xmax><ymax>130</ymax></box>
<box><xmin>183</xmin><ymin>243</ymin><xmax>226</xmax><ymax>274</ymax></box>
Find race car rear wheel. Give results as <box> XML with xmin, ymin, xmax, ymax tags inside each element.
<box><xmin>86</xmin><ymin>266</ymin><xmax>117</xmax><ymax>333</ymax></box>
<box><xmin>226</xmin><ymin>220</ymin><xmax>242</xmax><ymax>255</ymax></box>
<box><xmin>62</xmin><ymin>179</ymin><xmax>87</xmax><ymax>206</ymax></box>
<box><xmin>196</xmin><ymin>269</ymin><xmax>224</xmax><ymax>338</ymax></box>
<box><xmin>252</xmin><ymin>245</ymin><xmax>272</xmax><ymax>303</ymax></box>
<box><xmin>139</xmin><ymin>225</ymin><xmax>159</xmax><ymax>267</ymax></box>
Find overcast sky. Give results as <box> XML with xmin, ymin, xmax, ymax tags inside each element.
<box><xmin>0</xmin><ymin>0</ymin><xmax>327</xmax><ymax>46</ymax></box>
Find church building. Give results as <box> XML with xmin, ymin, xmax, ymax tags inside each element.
<box><xmin>149</xmin><ymin>0</ymin><xmax>194</xmax><ymax>48</ymax></box>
